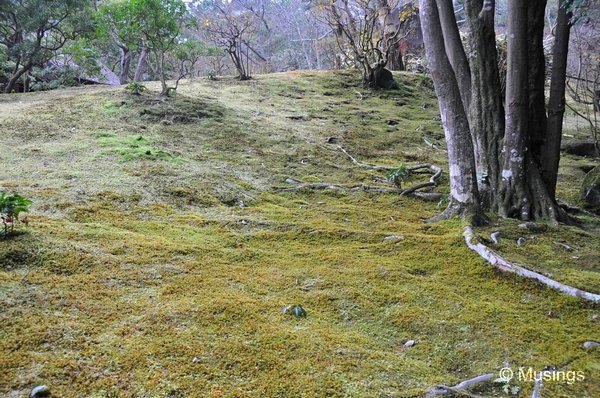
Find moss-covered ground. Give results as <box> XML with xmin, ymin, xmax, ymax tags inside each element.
<box><xmin>0</xmin><ymin>71</ymin><xmax>598</xmax><ymax>397</ymax></box>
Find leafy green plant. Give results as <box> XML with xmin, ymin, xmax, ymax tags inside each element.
<box><xmin>493</xmin><ymin>375</ymin><xmax>521</xmax><ymax>395</ymax></box>
<box><xmin>207</xmin><ymin>69</ymin><xmax>217</xmax><ymax>81</ymax></box>
<box><xmin>282</xmin><ymin>305</ymin><xmax>307</xmax><ymax>318</ymax></box>
<box><xmin>1</xmin><ymin>192</ymin><xmax>32</xmax><ymax>237</ymax></box>
<box><xmin>126</xmin><ymin>81</ymin><xmax>147</xmax><ymax>95</ymax></box>
<box><xmin>387</xmin><ymin>165</ymin><xmax>412</xmax><ymax>189</ymax></box>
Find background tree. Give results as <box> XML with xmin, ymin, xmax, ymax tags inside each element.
<box><xmin>97</xmin><ymin>0</ymin><xmax>142</xmax><ymax>85</ymax></box>
<box><xmin>323</xmin><ymin>0</ymin><xmax>404</xmax><ymax>88</ymax></box>
<box><xmin>0</xmin><ymin>0</ymin><xmax>93</xmax><ymax>93</ymax></box>
<box><xmin>129</xmin><ymin>0</ymin><xmax>194</xmax><ymax>95</ymax></box>
<box><xmin>201</xmin><ymin>0</ymin><xmax>257</xmax><ymax>80</ymax></box>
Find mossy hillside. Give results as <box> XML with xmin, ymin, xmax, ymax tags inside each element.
<box><xmin>0</xmin><ymin>71</ymin><xmax>598</xmax><ymax>397</ymax></box>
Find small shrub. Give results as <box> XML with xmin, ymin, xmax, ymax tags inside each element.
<box><xmin>207</xmin><ymin>70</ymin><xmax>217</xmax><ymax>81</ymax></box>
<box><xmin>126</xmin><ymin>81</ymin><xmax>147</xmax><ymax>95</ymax></box>
<box><xmin>1</xmin><ymin>192</ymin><xmax>32</xmax><ymax>237</ymax></box>
<box><xmin>387</xmin><ymin>166</ymin><xmax>412</xmax><ymax>189</ymax></box>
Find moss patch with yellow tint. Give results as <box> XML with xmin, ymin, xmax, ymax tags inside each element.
<box><xmin>0</xmin><ymin>71</ymin><xmax>598</xmax><ymax>397</ymax></box>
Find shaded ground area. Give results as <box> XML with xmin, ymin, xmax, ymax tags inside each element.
<box><xmin>0</xmin><ymin>71</ymin><xmax>598</xmax><ymax>397</ymax></box>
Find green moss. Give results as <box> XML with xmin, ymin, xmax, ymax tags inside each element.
<box><xmin>95</xmin><ymin>132</ymin><xmax>182</xmax><ymax>162</ymax></box>
<box><xmin>0</xmin><ymin>71</ymin><xmax>598</xmax><ymax>397</ymax></box>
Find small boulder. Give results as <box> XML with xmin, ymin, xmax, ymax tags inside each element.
<box><xmin>561</xmin><ymin>140</ymin><xmax>599</xmax><ymax>157</ymax></box>
<box><xmin>404</xmin><ymin>340</ymin><xmax>415</xmax><ymax>348</ymax></box>
<box><xmin>517</xmin><ymin>237</ymin><xmax>526</xmax><ymax>246</ymax></box>
<box><xmin>375</xmin><ymin>67</ymin><xmax>394</xmax><ymax>89</ymax></box>
<box><xmin>583</xmin><ymin>341</ymin><xmax>600</xmax><ymax>349</ymax></box>
<box><xmin>30</xmin><ymin>385</ymin><xmax>51</xmax><ymax>398</ymax></box>
<box><xmin>518</xmin><ymin>222</ymin><xmax>547</xmax><ymax>232</ymax></box>
<box><xmin>582</xmin><ymin>165</ymin><xmax>600</xmax><ymax>212</ymax></box>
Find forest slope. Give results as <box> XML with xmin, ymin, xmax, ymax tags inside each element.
<box><xmin>0</xmin><ymin>71</ymin><xmax>598</xmax><ymax>397</ymax></box>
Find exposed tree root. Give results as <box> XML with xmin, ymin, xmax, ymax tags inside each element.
<box><xmin>464</xmin><ymin>226</ymin><xmax>600</xmax><ymax>302</ymax></box>
<box><xmin>334</xmin><ymin>145</ymin><xmax>444</xmax><ymax>196</ymax></box>
<box><xmin>427</xmin><ymin>198</ymin><xmax>488</xmax><ymax>226</ymax></box>
<box><xmin>278</xmin><ymin>182</ymin><xmax>443</xmax><ymax>201</ymax></box>
<box><xmin>425</xmin><ymin>373</ymin><xmax>494</xmax><ymax>397</ymax></box>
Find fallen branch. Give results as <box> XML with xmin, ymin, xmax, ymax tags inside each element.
<box><xmin>425</xmin><ymin>373</ymin><xmax>494</xmax><ymax>397</ymax></box>
<box><xmin>336</xmin><ymin>145</ymin><xmax>396</xmax><ymax>170</ymax></box>
<box><xmin>336</xmin><ymin>145</ymin><xmax>443</xmax><ymax>195</ymax></box>
<box><xmin>464</xmin><ymin>226</ymin><xmax>600</xmax><ymax>302</ymax></box>
<box><xmin>278</xmin><ymin>182</ymin><xmax>443</xmax><ymax>201</ymax></box>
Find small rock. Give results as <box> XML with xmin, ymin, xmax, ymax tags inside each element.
<box><xmin>583</xmin><ymin>341</ymin><xmax>600</xmax><ymax>349</ymax></box>
<box><xmin>490</xmin><ymin>231</ymin><xmax>501</xmax><ymax>245</ymax></box>
<box><xmin>325</xmin><ymin>136</ymin><xmax>339</xmax><ymax>144</ymax></box>
<box><xmin>554</xmin><ymin>241</ymin><xmax>574</xmax><ymax>251</ymax></box>
<box><xmin>30</xmin><ymin>385</ymin><xmax>51</xmax><ymax>398</ymax></box>
<box><xmin>582</xmin><ymin>165</ymin><xmax>600</xmax><ymax>212</ymax></box>
<box><xmin>384</xmin><ymin>235</ymin><xmax>405</xmax><ymax>241</ymax></box>
<box><xmin>285</xmin><ymin>178</ymin><xmax>301</xmax><ymax>184</ymax></box>
<box><xmin>192</xmin><ymin>357</ymin><xmax>200</xmax><ymax>363</ymax></box>
<box><xmin>518</xmin><ymin>222</ymin><xmax>547</xmax><ymax>232</ymax></box>
<box><xmin>517</xmin><ymin>237</ymin><xmax>526</xmax><ymax>246</ymax></box>
<box><xmin>404</xmin><ymin>340</ymin><xmax>415</xmax><ymax>348</ymax></box>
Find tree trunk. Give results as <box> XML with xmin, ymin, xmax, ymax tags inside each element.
<box><xmin>498</xmin><ymin>0</ymin><xmax>567</xmax><ymax>222</ymax></box>
<box><xmin>542</xmin><ymin>0</ymin><xmax>573</xmax><ymax>197</ymax></box>
<box><xmin>378</xmin><ymin>0</ymin><xmax>404</xmax><ymax>71</ymax></box>
<box><xmin>119</xmin><ymin>47</ymin><xmax>132</xmax><ymax>85</ymax></box>
<box><xmin>463</xmin><ymin>0</ymin><xmax>504</xmax><ymax>207</ymax></box>
<box><xmin>498</xmin><ymin>0</ymin><xmax>530</xmax><ymax>218</ymax></box>
<box><xmin>4</xmin><ymin>61</ymin><xmax>33</xmax><ymax>93</ymax></box>
<box><xmin>526</xmin><ymin>0</ymin><xmax>548</xmax><ymax>162</ymax></box>
<box><xmin>437</xmin><ymin>0</ymin><xmax>471</xmax><ymax>111</ymax></box>
<box><xmin>419</xmin><ymin>0</ymin><xmax>484</xmax><ymax>225</ymax></box>
<box><xmin>133</xmin><ymin>47</ymin><xmax>148</xmax><ymax>82</ymax></box>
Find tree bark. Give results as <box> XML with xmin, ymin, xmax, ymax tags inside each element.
<box><xmin>378</xmin><ymin>0</ymin><xmax>404</xmax><ymax>71</ymax></box>
<box><xmin>133</xmin><ymin>47</ymin><xmax>148</xmax><ymax>82</ymax></box>
<box><xmin>543</xmin><ymin>0</ymin><xmax>573</xmax><ymax>197</ymax></box>
<box><xmin>526</xmin><ymin>0</ymin><xmax>548</xmax><ymax>162</ymax></box>
<box><xmin>463</xmin><ymin>0</ymin><xmax>504</xmax><ymax>206</ymax></box>
<box><xmin>498</xmin><ymin>0</ymin><xmax>568</xmax><ymax>222</ymax></box>
<box><xmin>4</xmin><ymin>60</ymin><xmax>33</xmax><ymax>93</ymax></box>
<box><xmin>119</xmin><ymin>47</ymin><xmax>131</xmax><ymax>85</ymax></box>
<box><xmin>419</xmin><ymin>0</ymin><xmax>484</xmax><ymax>225</ymax></box>
<box><xmin>498</xmin><ymin>0</ymin><xmax>530</xmax><ymax>218</ymax></box>
<box><xmin>437</xmin><ymin>0</ymin><xmax>471</xmax><ymax>111</ymax></box>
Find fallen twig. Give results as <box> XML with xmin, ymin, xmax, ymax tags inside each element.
<box><xmin>335</xmin><ymin>145</ymin><xmax>443</xmax><ymax>195</ymax></box>
<box><xmin>278</xmin><ymin>182</ymin><xmax>443</xmax><ymax>201</ymax></box>
<box><xmin>464</xmin><ymin>226</ymin><xmax>600</xmax><ymax>302</ymax></box>
<box><xmin>425</xmin><ymin>373</ymin><xmax>494</xmax><ymax>397</ymax></box>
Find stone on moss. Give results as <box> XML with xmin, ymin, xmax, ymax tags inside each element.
<box><xmin>582</xmin><ymin>165</ymin><xmax>600</xmax><ymax>212</ymax></box>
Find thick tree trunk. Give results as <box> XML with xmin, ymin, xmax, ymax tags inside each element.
<box><xmin>463</xmin><ymin>0</ymin><xmax>504</xmax><ymax>206</ymax></box>
<box><xmin>498</xmin><ymin>0</ymin><xmax>530</xmax><ymax>218</ymax></box>
<box><xmin>133</xmin><ymin>47</ymin><xmax>148</xmax><ymax>82</ymax></box>
<box><xmin>498</xmin><ymin>0</ymin><xmax>568</xmax><ymax>222</ymax></box>
<box><xmin>119</xmin><ymin>47</ymin><xmax>132</xmax><ymax>85</ymax></box>
<box><xmin>543</xmin><ymin>0</ymin><xmax>573</xmax><ymax>197</ymax></box>
<box><xmin>526</xmin><ymin>0</ymin><xmax>548</xmax><ymax>161</ymax></box>
<box><xmin>419</xmin><ymin>0</ymin><xmax>484</xmax><ymax>225</ymax></box>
